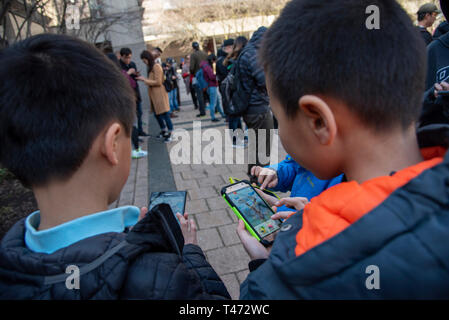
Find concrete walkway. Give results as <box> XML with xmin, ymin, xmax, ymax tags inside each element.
<box><xmin>111</xmin><ymin>83</ymin><xmax>288</xmax><ymax>299</ymax></box>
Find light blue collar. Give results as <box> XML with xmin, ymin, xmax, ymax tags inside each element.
<box><xmin>25</xmin><ymin>206</ymin><xmax>140</xmax><ymax>254</ymax></box>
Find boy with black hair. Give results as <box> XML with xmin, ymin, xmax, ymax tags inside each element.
<box><xmin>237</xmin><ymin>0</ymin><xmax>449</xmax><ymax>299</ymax></box>
<box><xmin>0</xmin><ymin>34</ymin><xmax>230</xmax><ymax>300</ymax></box>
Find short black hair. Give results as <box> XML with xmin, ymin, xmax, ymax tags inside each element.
<box><xmin>155</xmin><ymin>47</ymin><xmax>163</xmax><ymax>54</ymax></box>
<box><xmin>120</xmin><ymin>47</ymin><xmax>132</xmax><ymax>57</ymax></box>
<box><xmin>0</xmin><ymin>34</ymin><xmax>135</xmax><ymax>187</ymax></box>
<box><xmin>417</xmin><ymin>12</ymin><xmax>429</xmax><ymax>21</ymax></box>
<box><xmin>207</xmin><ymin>53</ymin><xmax>217</xmax><ymax>65</ymax></box>
<box><xmin>260</xmin><ymin>0</ymin><xmax>427</xmax><ymax>131</ymax></box>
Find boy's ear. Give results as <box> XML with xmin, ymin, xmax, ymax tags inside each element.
<box><xmin>101</xmin><ymin>123</ymin><xmax>122</xmax><ymax>166</ymax></box>
<box><xmin>298</xmin><ymin>95</ymin><xmax>337</xmax><ymax>146</ymax></box>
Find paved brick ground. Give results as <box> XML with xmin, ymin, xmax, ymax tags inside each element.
<box><xmin>111</xmin><ymin>83</ymin><xmax>288</xmax><ymax>300</ymax></box>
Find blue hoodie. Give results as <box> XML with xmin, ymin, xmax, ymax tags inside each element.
<box><xmin>268</xmin><ymin>155</ymin><xmax>344</xmax><ymax>211</ymax></box>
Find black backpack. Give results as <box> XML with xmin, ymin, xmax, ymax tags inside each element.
<box><xmin>220</xmin><ymin>58</ymin><xmax>253</xmax><ymax>116</ymax></box>
<box><xmin>163</xmin><ymin>72</ymin><xmax>173</xmax><ymax>92</ymax></box>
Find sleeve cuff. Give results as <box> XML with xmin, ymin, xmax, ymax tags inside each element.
<box><xmin>248</xmin><ymin>259</ymin><xmax>267</xmax><ymax>272</ymax></box>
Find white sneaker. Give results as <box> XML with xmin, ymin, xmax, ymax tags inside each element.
<box><xmin>132</xmin><ymin>148</ymin><xmax>148</xmax><ymax>159</ymax></box>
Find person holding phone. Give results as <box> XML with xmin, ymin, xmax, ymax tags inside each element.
<box><xmin>237</xmin><ymin>0</ymin><xmax>449</xmax><ymax>299</ymax></box>
<box><xmin>119</xmin><ymin>47</ymin><xmax>148</xmax><ymax>137</ymax></box>
<box><xmin>137</xmin><ymin>51</ymin><xmax>174</xmax><ymax>143</ymax></box>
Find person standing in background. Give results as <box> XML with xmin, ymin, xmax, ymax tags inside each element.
<box><xmin>235</xmin><ymin>27</ymin><xmax>274</xmax><ymax>176</ymax></box>
<box><xmin>165</xmin><ymin>60</ymin><xmax>180</xmax><ymax>116</ymax></box>
<box><xmin>167</xmin><ymin>58</ymin><xmax>181</xmax><ymax>109</ymax></box>
<box><xmin>223</xmin><ymin>36</ymin><xmax>248</xmax><ymax>148</ymax></box>
<box><xmin>137</xmin><ymin>51</ymin><xmax>174</xmax><ymax>143</ymax></box>
<box><xmin>152</xmin><ymin>47</ymin><xmax>163</xmax><ymax>65</ymax></box>
<box><xmin>182</xmin><ymin>55</ymin><xmax>199</xmax><ymax>109</ymax></box>
<box><xmin>416</xmin><ymin>3</ymin><xmax>441</xmax><ymax>45</ymax></box>
<box><xmin>190</xmin><ymin>42</ymin><xmax>208</xmax><ymax>117</ymax></box>
<box><xmin>202</xmin><ymin>54</ymin><xmax>226</xmax><ymax>122</ymax></box>
<box><xmin>106</xmin><ymin>53</ymin><xmax>147</xmax><ymax>159</ymax></box>
<box><xmin>216</xmin><ymin>38</ymin><xmax>234</xmax><ymax>86</ymax></box>
<box><xmin>119</xmin><ymin>47</ymin><xmax>148</xmax><ymax>137</ymax></box>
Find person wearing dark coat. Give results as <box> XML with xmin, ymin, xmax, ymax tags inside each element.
<box><xmin>416</xmin><ymin>3</ymin><xmax>440</xmax><ymax>45</ymax></box>
<box><xmin>420</xmin><ymin>0</ymin><xmax>449</xmax><ymax>127</ymax></box>
<box><xmin>216</xmin><ymin>38</ymin><xmax>234</xmax><ymax>85</ymax></box>
<box><xmin>190</xmin><ymin>42</ymin><xmax>209</xmax><ymax>117</ymax></box>
<box><xmin>235</xmin><ymin>27</ymin><xmax>274</xmax><ymax>176</ymax></box>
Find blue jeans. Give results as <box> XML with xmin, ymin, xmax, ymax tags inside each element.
<box><xmin>168</xmin><ymin>88</ymin><xmax>179</xmax><ymax>112</ymax></box>
<box><xmin>229</xmin><ymin>116</ymin><xmax>243</xmax><ymax>144</ymax></box>
<box><xmin>207</xmin><ymin>86</ymin><xmax>225</xmax><ymax>120</ymax></box>
<box><xmin>229</xmin><ymin>116</ymin><xmax>242</xmax><ymax>131</ymax></box>
<box><xmin>155</xmin><ymin>112</ymin><xmax>173</xmax><ymax>132</ymax></box>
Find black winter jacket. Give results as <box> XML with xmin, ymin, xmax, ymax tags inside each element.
<box><xmin>236</xmin><ymin>27</ymin><xmax>270</xmax><ymax>115</ymax></box>
<box><xmin>0</xmin><ymin>204</ymin><xmax>231</xmax><ymax>300</ymax></box>
<box><xmin>420</xmin><ymin>32</ymin><xmax>449</xmax><ymax>127</ymax></box>
<box><xmin>216</xmin><ymin>49</ymin><xmax>229</xmax><ymax>84</ymax></box>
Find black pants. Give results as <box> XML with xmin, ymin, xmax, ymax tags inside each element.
<box><xmin>132</xmin><ymin>126</ymin><xmax>139</xmax><ymax>150</ymax></box>
<box><xmin>190</xmin><ymin>85</ymin><xmax>199</xmax><ymax>109</ymax></box>
<box><xmin>176</xmin><ymin>84</ymin><xmax>181</xmax><ymax>107</ymax></box>
<box><xmin>243</xmin><ymin>111</ymin><xmax>274</xmax><ymax>175</ymax></box>
<box><xmin>136</xmin><ymin>101</ymin><xmax>143</xmax><ymax>134</ymax></box>
<box><xmin>193</xmin><ymin>83</ymin><xmax>206</xmax><ymax>115</ymax></box>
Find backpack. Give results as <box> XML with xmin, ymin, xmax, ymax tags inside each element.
<box><xmin>163</xmin><ymin>72</ymin><xmax>172</xmax><ymax>92</ymax></box>
<box><xmin>195</xmin><ymin>67</ymin><xmax>208</xmax><ymax>91</ymax></box>
<box><xmin>220</xmin><ymin>66</ymin><xmax>237</xmax><ymax>115</ymax></box>
<box><xmin>220</xmin><ymin>57</ymin><xmax>253</xmax><ymax>116</ymax></box>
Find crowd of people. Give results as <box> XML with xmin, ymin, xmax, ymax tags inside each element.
<box><xmin>1</xmin><ymin>0</ymin><xmax>449</xmax><ymax>300</ymax></box>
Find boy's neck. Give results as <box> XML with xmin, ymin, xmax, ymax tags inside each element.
<box><xmin>343</xmin><ymin>126</ymin><xmax>424</xmax><ymax>184</ymax></box>
<box><xmin>33</xmin><ymin>178</ymin><xmax>110</xmax><ymax>231</ymax></box>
